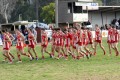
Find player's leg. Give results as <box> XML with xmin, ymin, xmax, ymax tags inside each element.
<box><xmin>16</xmin><ymin>48</ymin><xmax>22</xmax><ymax>62</ymax></box>
<box><xmin>61</xmin><ymin>46</ymin><xmax>65</xmax><ymax>57</ymax></box>
<box><xmin>111</xmin><ymin>43</ymin><xmax>116</xmax><ymax>54</ymax></box>
<box><xmin>94</xmin><ymin>42</ymin><xmax>98</xmax><ymax>55</ymax></box>
<box><xmin>44</xmin><ymin>47</ymin><xmax>51</xmax><ymax>58</ymax></box>
<box><xmin>20</xmin><ymin>48</ymin><xmax>32</xmax><ymax>60</ymax></box>
<box><xmin>56</xmin><ymin>46</ymin><xmax>62</xmax><ymax>59</ymax></box>
<box><xmin>44</xmin><ymin>49</ymin><xmax>50</xmax><ymax>54</ymax></box>
<box><xmin>76</xmin><ymin>46</ymin><xmax>81</xmax><ymax>59</ymax></box>
<box><xmin>114</xmin><ymin>43</ymin><xmax>119</xmax><ymax>56</ymax></box>
<box><xmin>32</xmin><ymin>48</ymin><xmax>38</xmax><ymax>60</ymax></box>
<box><xmin>91</xmin><ymin>43</ymin><xmax>95</xmax><ymax>50</ymax></box>
<box><xmin>64</xmin><ymin>47</ymin><xmax>69</xmax><ymax>60</ymax></box>
<box><xmin>79</xmin><ymin>46</ymin><xmax>87</xmax><ymax>59</ymax></box>
<box><xmin>28</xmin><ymin>47</ymin><xmax>34</xmax><ymax>59</ymax></box>
<box><xmin>2</xmin><ymin>48</ymin><xmax>12</xmax><ymax>63</ymax></box>
<box><xmin>4</xmin><ymin>52</ymin><xmax>15</xmax><ymax>61</ymax></box>
<box><xmin>108</xmin><ymin>43</ymin><xmax>112</xmax><ymax>55</ymax></box>
<box><xmin>41</xmin><ymin>46</ymin><xmax>45</xmax><ymax>59</ymax></box>
<box><xmin>9</xmin><ymin>52</ymin><xmax>15</xmax><ymax>59</ymax></box>
<box><xmin>82</xmin><ymin>46</ymin><xmax>89</xmax><ymax>59</ymax></box>
<box><xmin>72</xmin><ymin>48</ymin><xmax>76</xmax><ymax>59</ymax></box>
<box><xmin>71</xmin><ymin>46</ymin><xmax>76</xmax><ymax>59</ymax></box>
<box><xmin>6</xmin><ymin>50</ymin><xmax>13</xmax><ymax>63</ymax></box>
<box><xmin>84</xmin><ymin>45</ymin><xmax>92</xmax><ymax>57</ymax></box>
<box><xmin>51</xmin><ymin>45</ymin><xmax>55</xmax><ymax>57</ymax></box>
<box><xmin>68</xmin><ymin>46</ymin><xmax>73</xmax><ymax>56</ymax></box>
<box><xmin>2</xmin><ymin>50</ymin><xmax>10</xmax><ymax>62</ymax></box>
<box><xmin>99</xmin><ymin>43</ymin><xmax>106</xmax><ymax>55</ymax></box>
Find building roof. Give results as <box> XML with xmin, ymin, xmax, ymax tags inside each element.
<box><xmin>89</xmin><ymin>6</ymin><xmax>120</xmax><ymax>12</ymax></box>
<box><xmin>58</xmin><ymin>0</ymin><xmax>93</xmax><ymax>2</ymax></box>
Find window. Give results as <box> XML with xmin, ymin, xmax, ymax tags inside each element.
<box><xmin>83</xmin><ymin>10</ymin><xmax>87</xmax><ymax>13</ymax></box>
<box><xmin>73</xmin><ymin>2</ymin><xmax>82</xmax><ymax>13</ymax></box>
<box><xmin>68</xmin><ymin>2</ymin><xmax>72</xmax><ymax>13</ymax></box>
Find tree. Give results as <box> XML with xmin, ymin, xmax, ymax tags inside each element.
<box><xmin>0</xmin><ymin>0</ymin><xmax>18</xmax><ymax>23</ymax></box>
<box><xmin>94</xmin><ymin>0</ymin><xmax>103</xmax><ymax>5</ymax></box>
<box><xmin>0</xmin><ymin>0</ymin><xmax>55</xmax><ymax>23</ymax></box>
<box><xmin>40</xmin><ymin>3</ymin><xmax>55</xmax><ymax>24</ymax></box>
<box><xmin>10</xmin><ymin>0</ymin><xmax>36</xmax><ymax>22</ymax></box>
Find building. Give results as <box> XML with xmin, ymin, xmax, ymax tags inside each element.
<box><xmin>58</xmin><ymin>0</ymin><xmax>120</xmax><ymax>28</ymax></box>
<box><xmin>103</xmin><ymin>0</ymin><xmax>120</xmax><ymax>6</ymax></box>
<box><xmin>58</xmin><ymin>0</ymin><xmax>98</xmax><ymax>27</ymax></box>
<box><xmin>88</xmin><ymin>6</ymin><xmax>120</xmax><ymax>27</ymax></box>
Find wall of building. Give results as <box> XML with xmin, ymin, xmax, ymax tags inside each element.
<box><xmin>105</xmin><ymin>0</ymin><xmax>120</xmax><ymax>6</ymax></box>
<box><xmin>88</xmin><ymin>11</ymin><xmax>120</xmax><ymax>27</ymax></box>
<box><xmin>116</xmin><ymin>12</ymin><xmax>120</xmax><ymax>20</ymax></box>
<box><xmin>58</xmin><ymin>1</ymin><xmax>73</xmax><ymax>23</ymax></box>
<box><xmin>88</xmin><ymin>11</ymin><xmax>102</xmax><ymax>27</ymax></box>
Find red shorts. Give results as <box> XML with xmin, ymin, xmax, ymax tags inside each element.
<box><xmin>16</xmin><ymin>46</ymin><xmax>24</xmax><ymax>50</ymax></box>
<box><xmin>52</xmin><ymin>43</ymin><xmax>56</xmax><ymax>47</ymax></box>
<box><xmin>88</xmin><ymin>39</ymin><xmax>93</xmax><ymax>44</ymax></box>
<box><xmin>107</xmin><ymin>40</ymin><xmax>112</xmax><ymax>43</ymax></box>
<box><xmin>72</xmin><ymin>46</ymin><xmax>76</xmax><ymax>49</ymax></box>
<box><xmin>112</xmin><ymin>40</ymin><xmax>118</xmax><ymax>43</ymax></box>
<box><xmin>9</xmin><ymin>42</ymin><xmax>12</xmax><ymax>47</ymax></box>
<box><xmin>72</xmin><ymin>43</ymin><xmax>77</xmax><ymax>49</ymax></box>
<box><xmin>56</xmin><ymin>43</ymin><xmax>60</xmax><ymax>46</ymax></box>
<box><xmin>88</xmin><ymin>41</ymin><xmax>93</xmax><ymax>44</ymax></box>
<box><xmin>3</xmin><ymin>42</ymin><xmax>10</xmax><ymax>50</ymax></box>
<box><xmin>42</xmin><ymin>45</ymin><xmax>47</xmax><ymax>47</ymax></box>
<box><xmin>70</xmin><ymin>40</ymin><xmax>73</xmax><ymax>46</ymax></box>
<box><xmin>65</xmin><ymin>44</ymin><xmax>70</xmax><ymax>47</ymax></box>
<box><xmin>60</xmin><ymin>42</ymin><xmax>64</xmax><ymax>47</ymax></box>
<box><xmin>53</xmin><ymin>42</ymin><xmax>56</xmax><ymax>45</ymax></box>
<box><xmin>16</xmin><ymin>42</ymin><xmax>24</xmax><ymax>50</ymax></box>
<box><xmin>83</xmin><ymin>41</ymin><xmax>88</xmax><ymax>46</ymax></box>
<box><xmin>41</xmin><ymin>43</ymin><xmax>48</xmax><ymax>48</ymax></box>
<box><xmin>3</xmin><ymin>47</ymin><xmax>10</xmax><ymax>50</ymax></box>
<box><xmin>28</xmin><ymin>45</ymin><xmax>35</xmax><ymax>48</ymax></box>
<box><xmin>95</xmin><ymin>40</ymin><xmax>102</xmax><ymax>43</ymax></box>
<box><xmin>77</xmin><ymin>41</ymin><xmax>83</xmax><ymax>46</ymax></box>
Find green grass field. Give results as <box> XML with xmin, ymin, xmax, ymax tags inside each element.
<box><xmin>0</xmin><ymin>38</ymin><xmax>120</xmax><ymax>80</ymax></box>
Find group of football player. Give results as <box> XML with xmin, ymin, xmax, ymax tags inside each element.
<box><xmin>1</xmin><ymin>23</ymin><xmax>120</xmax><ymax>64</ymax></box>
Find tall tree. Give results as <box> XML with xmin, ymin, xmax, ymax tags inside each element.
<box><xmin>0</xmin><ymin>0</ymin><xmax>55</xmax><ymax>23</ymax></box>
<box><xmin>0</xmin><ymin>0</ymin><xmax>18</xmax><ymax>23</ymax></box>
<box><xmin>10</xmin><ymin>0</ymin><xmax>36</xmax><ymax>22</ymax></box>
<box><xmin>40</xmin><ymin>3</ymin><xmax>55</xmax><ymax>24</ymax></box>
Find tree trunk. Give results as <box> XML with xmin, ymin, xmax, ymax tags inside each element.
<box><xmin>5</xmin><ymin>3</ymin><xmax>9</xmax><ymax>23</ymax></box>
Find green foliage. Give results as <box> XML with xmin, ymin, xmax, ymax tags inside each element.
<box><xmin>9</xmin><ymin>0</ymin><xmax>54</xmax><ymax>23</ymax></box>
<box><xmin>94</xmin><ymin>0</ymin><xmax>103</xmax><ymax>5</ymax></box>
<box><xmin>40</xmin><ymin>3</ymin><xmax>55</xmax><ymax>24</ymax></box>
<box><xmin>10</xmin><ymin>0</ymin><xmax>36</xmax><ymax>22</ymax></box>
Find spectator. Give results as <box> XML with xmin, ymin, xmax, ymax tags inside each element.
<box><xmin>100</xmin><ymin>25</ymin><xmax>105</xmax><ymax>31</ymax></box>
<box><xmin>118</xmin><ymin>18</ymin><xmax>120</xmax><ymax>29</ymax></box>
<box><xmin>32</xmin><ymin>29</ymin><xmax>37</xmax><ymax>37</ymax></box>
<box><xmin>111</xmin><ymin>19</ymin><xmax>117</xmax><ymax>25</ymax></box>
<box><xmin>87</xmin><ymin>20</ymin><xmax>91</xmax><ymax>25</ymax></box>
<box><xmin>32</xmin><ymin>28</ymin><xmax>37</xmax><ymax>43</ymax></box>
<box><xmin>105</xmin><ymin>24</ymin><xmax>108</xmax><ymax>30</ymax></box>
<box><xmin>115</xmin><ymin>20</ymin><xmax>119</xmax><ymax>29</ymax></box>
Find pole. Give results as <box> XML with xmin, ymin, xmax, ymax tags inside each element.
<box><xmin>19</xmin><ymin>14</ymin><xmax>22</xmax><ymax>21</ymax></box>
<box><xmin>55</xmin><ymin>0</ymin><xmax>58</xmax><ymax>28</ymax></box>
<box><xmin>66</xmin><ymin>22</ymin><xmax>69</xmax><ymax>28</ymax></box>
<box><xmin>36</xmin><ymin>0</ymin><xmax>39</xmax><ymax>20</ymax></box>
